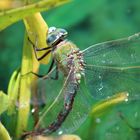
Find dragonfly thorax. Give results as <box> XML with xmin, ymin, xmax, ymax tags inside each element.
<box><xmin>53</xmin><ymin>40</ymin><xmax>85</xmax><ymax>84</ymax></box>
<box><xmin>67</xmin><ymin>49</ymin><xmax>85</xmax><ymax>83</ymax></box>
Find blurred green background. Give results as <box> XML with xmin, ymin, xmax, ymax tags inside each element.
<box><xmin>1</xmin><ymin>0</ymin><xmax>140</xmax><ymax>91</ymax></box>
<box><xmin>1</xmin><ymin>0</ymin><xmax>140</xmax><ymax>92</ymax></box>
<box><xmin>0</xmin><ymin>0</ymin><xmax>140</xmax><ymax>139</ymax></box>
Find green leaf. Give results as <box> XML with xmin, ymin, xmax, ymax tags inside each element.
<box><xmin>7</xmin><ymin>69</ymin><xmax>21</xmax><ymax>115</ymax></box>
<box><xmin>0</xmin><ymin>0</ymin><xmax>69</xmax><ymax>30</ymax></box>
<box><xmin>0</xmin><ymin>91</ymin><xmax>10</xmax><ymax>115</ymax></box>
<box><xmin>0</xmin><ymin>122</ymin><xmax>11</xmax><ymax>140</ymax></box>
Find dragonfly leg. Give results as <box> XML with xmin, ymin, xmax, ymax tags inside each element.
<box><xmin>37</xmin><ymin>50</ymin><xmax>51</xmax><ymax>61</ymax></box>
<box><xmin>28</xmin><ymin>37</ymin><xmax>52</xmax><ymax>61</ymax></box>
<box><xmin>47</xmin><ymin>59</ymin><xmax>59</xmax><ymax>80</ymax></box>
<box><xmin>21</xmin><ymin>71</ymin><xmax>47</xmax><ymax>78</ymax></box>
<box><xmin>48</xmin><ymin>66</ymin><xmax>59</xmax><ymax>80</ymax></box>
<box><xmin>21</xmin><ymin>60</ymin><xmax>58</xmax><ymax>79</ymax></box>
<box><xmin>33</xmin><ymin>59</ymin><xmax>59</xmax><ymax>80</ymax></box>
<box><xmin>47</xmin><ymin>59</ymin><xmax>54</xmax><ymax>73</ymax></box>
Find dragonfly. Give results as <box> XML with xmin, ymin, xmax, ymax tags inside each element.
<box><xmin>23</xmin><ymin>27</ymin><xmax>140</xmax><ymax>137</ymax></box>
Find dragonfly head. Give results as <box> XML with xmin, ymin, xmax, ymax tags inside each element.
<box><xmin>47</xmin><ymin>27</ymin><xmax>68</xmax><ymax>48</ymax></box>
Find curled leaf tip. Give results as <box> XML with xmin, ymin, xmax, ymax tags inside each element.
<box><xmin>91</xmin><ymin>91</ymin><xmax>129</xmax><ymax>117</ymax></box>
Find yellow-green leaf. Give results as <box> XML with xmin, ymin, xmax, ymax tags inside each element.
<box><xmin>0</xmin><ymin>122</ymin><xmax>11</xmax><ymax>140</ymax></box>
<box><xmin>7</xmin><ymin>68</ymin><xmax>21</xmax><ymax>115</ymax></box>
<box><xmin>91</xmin><ymin>91</ymin><xmax>129</xmax><ymax>117</ymax></box>
<box><xmin>26</xmin><ymin>134</ymin><xmax>81</xmax><ymax>140</ymax></box>
<box><xmin>16</xmin><ymin>32</ymin><xmax>35</xmax><ymax>138</ymax></box>
<box><xmin>0</xmin><ymin>0</ymin><xmax>69</xmax><ymax>30</ymax></box>
<box><xmin>24</xmin><ymin>13</ymin><xmax>50</xmax><ymax>65</ymax></box>
<box><xmin>0</xmin><ymin>91</ymin><xmax>10</xmax><ymax>115</ymax></box>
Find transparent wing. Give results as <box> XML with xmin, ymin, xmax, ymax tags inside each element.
<box><xmin>82</xmin><ymin>33</ymin><xmax>140</xmax><ymax>100</ymax></box>
<box><xmin>56</xmin><ymin>77</ymin><xmax>93</xmax><ymax>135</ymax></box>
<box><xmin>30</xmin><ymin>67</ymin><xmax>64</xmax><ymax>128</ymax></box>
<box><xmin>85</xmin><ymin>65</ymin><xmax>140</xmax><ymax>100</ymax></box>
<box><xmin>30</xmin><ymin>67</ymin><xmax>92</xmax><ymax>135</ymax></box>
<box><xmin>83</xmin><ymin>33</ymin><xmax>140</xmax><ymax>67</ymax></box>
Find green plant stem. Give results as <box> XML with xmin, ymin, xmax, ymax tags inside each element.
<box><xmin>16</xmin><ymin>32</ymin><xmax>35</xmax><ymax>139</ymax></box>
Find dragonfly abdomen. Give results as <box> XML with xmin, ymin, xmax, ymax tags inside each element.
<box><xmin>45</xmin><ymin>83</ymin><xmax>79</xmax><ymax>134</ymax></box>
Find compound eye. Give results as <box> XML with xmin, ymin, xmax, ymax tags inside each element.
<box><xmin>47</xmin><ymin>34</ymin><xmax>57</xmax><ymax>46</ymax></box>
<box><xmin>60</xmin><ymin>29</ymin><xmax>68</xmax><ymax>37</ymax></box>
<box><xmin>48</xmin><ymin>27</ymin><xmax>56</xmax><ymax>34</ymax></box>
